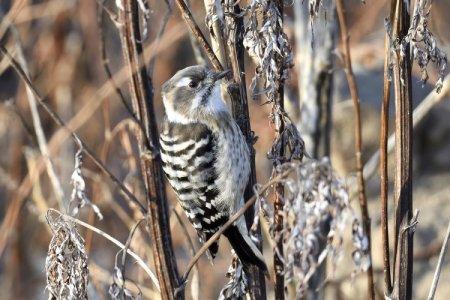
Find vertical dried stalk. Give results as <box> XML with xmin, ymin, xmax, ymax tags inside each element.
<box><xmin>224</xmin><ymin>2</ymin><xmax>266</xmax><ymax>298</ymax></box>
<box><xmin>272</xmin><ymin>3</ymin><xmax>285</xmax><ymax>299</ymax></box>
<box><xmin>380</xmin><ymin>32</ymin><xmax>393</xmax><ymax>294</ymax></box>
<box><xmin>391</xmin><ymin>0</ymin><xmax>413</xmax><ymax>299</ymax></box>
<box><xmin>118</xmin><ymin>2</ymin><xmax>181</xmax><ymax>299</ymax></box>
<box><xmin>335</xmin><ymin>1</ymin><xmax>375</xmax><ymax>299</ymax></box>
<box><xmin>273</xmin><ymin>104</ymin><xmax>285</xmax><ymax>300</ymax></box>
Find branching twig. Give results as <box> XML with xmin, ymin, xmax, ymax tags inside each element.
<box><xmin>97</xmin><ymin>1</ymin><xmax>134</xmax><ymax>118</ymax></box>
<box><xmin>5</xmin><ymin>17</ymin><xmax>65</xmax><ymax>210</ymax></box>
<box><xmin>174</xmin><ymin>0</ymin><xmax>223</xmax><ymax>71</ymax></box>
<box><xmin>0</xmin><ymin>45</ymin><xmax>147</xmax><ymax>214</ymax></box>
<box><xmin>335</xmin><ymin>1</ymin><xmax>375</xmax><ymax>299</ymax></box>
<box><xmin>118</xmin><ymin>218</ymin><xmax>147</xmax><ymax>294</ymax></box>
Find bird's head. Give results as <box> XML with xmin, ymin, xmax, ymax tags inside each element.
<box><xmin>161</xmin><ymin>65</ymin><xmax>230</xmax><ymax>123</ymax></box>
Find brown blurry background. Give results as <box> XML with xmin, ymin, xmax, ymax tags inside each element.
<box><xmin>0</xmin><ymin>0</ymin><xmax>449</xmax><ymax>299</ymax></box>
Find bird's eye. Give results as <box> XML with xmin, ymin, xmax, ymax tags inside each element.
<box><xmin>188</xmin><ymin>80</ymin><xmax>198</xmax><ymax>88</ymax></box>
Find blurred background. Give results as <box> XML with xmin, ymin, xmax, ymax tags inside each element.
<box><xmin>0</xmin><ymin>0</ymin><xmax>449</xmax><ymax>299</ymax></box>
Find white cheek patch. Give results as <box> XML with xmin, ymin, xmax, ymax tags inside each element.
<box><xmin>163</xmin><ymin>96</ymin><xmax>192</xmax><ymax>124</ymax></box>
<box><xmin>175</xmin><ymin>77</ymin><xmax>192</xmax><ymax>87</ymax></box>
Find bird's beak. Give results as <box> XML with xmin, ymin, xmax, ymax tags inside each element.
<box><xmin>211</xmin><ymin>70</ymin><xmax>230</xmax><ymax>82</ymax></box>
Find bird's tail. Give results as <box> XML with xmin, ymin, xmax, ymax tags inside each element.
<box><xmin>224</xmin><ymin>225</ymin><xmax>267</xmax><ymax>272</ymax></box>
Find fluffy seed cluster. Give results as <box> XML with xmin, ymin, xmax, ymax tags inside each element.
<box><xmin>45</xmin><ymin>216</ymin><xmax>88</xmax><ymax>300</ymax></box>
<box><xmin>268</xmin><ymin>108</ymin><xmax>305</xmax><ymax>165</ymax></box>
<box><xmin>279</xmin><ymin>159</ymin><xmax>369</xmax><ymax>296</ymax></box>
<box><xmin>386</xmin><ymin>0</ymin><xmax>448</xmax><ymax>92</ymax></box>
<box><xmin>243</xmin><ymin>0</ymin><xmax>293</xmax><ymax>101</ymax></box>
<box><xmin>406</xmin><ymin>0</ymin><xmax>447</xmax><ymax>92</ymax></box>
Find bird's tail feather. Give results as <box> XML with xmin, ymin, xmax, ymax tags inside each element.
<box><xmin>224</xmin><ymin>225</ymin><xmax>267</xmax><ymax>272</ymax></box>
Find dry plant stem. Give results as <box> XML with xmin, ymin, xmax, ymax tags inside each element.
<box><xmin>427</xmin><ymin>220</ymin><xmax>450</xmax><ymax>300</ymax></box>
<box><xmin>272</xmin><ymin>2</ymin><xmax>285</xmax><ymax>298</ymax></box>
<box><xmin>120</xmin><ymin>218</ymin><xmax>147</xmax><ymax>292</ymax></box>
<box><xmin>47</xmin><ymin>209</ymin><xmax>159</xmax><ymax>290</ymax></box>
<box><xmin>272</xmin><ymin>92</ymin><xmax>285</xmax><ymax>299</ymax></box>
<box><xmin>224</xmin><ymin>1</ymin><xmax>266</xmax><ymax>298</ymax></box>
<box><xmin>380</xmin><ymin>33</ymin><xmax>393</xmax><ymax>294</ymax></box>
<box><xmin>174</xmin><ymin>0</ymin><xmax>223</xmax><ymax>71</ymax></box>
<box><xmin>391</xmin><ymin>1</ymin><xmax>413</xmax><ymax>298</ymax></box>
<box><xmin>7</xmin><ymin>20</ymin><xmax>65</xmax><ymax>210</ymax></box>
<box><xmin>118</xmin><ymin>2</ymin><xmax>181</xmax><ymax>299</ymax></box>
<box><xmin>335</xmin><ymin>1</ymin><xmax>375</xmax><ymax>299</ymax></box>
<box><xmin>97</xmin><ymin>3</ymin><xmax>153</xmax><ymax>155</ymax></box>
<box><xmin>363</xmin><ymin>73</ymin><xmax>450</xmax><ymax>181</ymax></box>
<box><xmin>178</xmin><ymin>169</ymin><xmax>292</xmax><ymax>290</ymax></box>
<box><xmin>0</xmin><ymin>45</ymin><xmax>146</xmax><ymax>214</ymax></box>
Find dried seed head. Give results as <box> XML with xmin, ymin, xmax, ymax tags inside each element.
<box><xmin>243</xmin><ymin>0</ymin><xmax>294</xmax><ymax>101</ymax></box>
<box><xmin>45</xmin><ymin>215</ymin><xmax>88</xmax><ymax>300</ymax></box>
<box><xmin>260</xmin><ymin>159</ymin><xmax>369</xmax><ymax>296</ymax></box>
<box><xmin>388</xmin><ymin>0</ymin><xmax>448</xmax><ymax>92</ymax></box>
<box><xmin>407</xmin><ymin>0</ymin><xmax>447</xmax><ymax>92</ymax></box>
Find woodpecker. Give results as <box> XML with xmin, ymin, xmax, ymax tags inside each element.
<box><xmin>159</xmin><ymin>65</ymin><xmax>267</xmax><ymax>272</ymax></box>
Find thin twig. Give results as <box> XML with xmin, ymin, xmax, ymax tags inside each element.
<box><xmin>335</xmin><ymin>1</ymin><xmax>375</xmax><ymax>299</ymax></box>
<box><xmin>119</xmin><ymin>218</ymin><xmax>147</xmax><ymax>293</ymax></box>
<box><xmin>5</xmin><ymin>14</ymin><xmax>65</xmax><ymax>210</ymax></box>
<box><xmin>174</xmin><ymin>0</ymin><xmax>223</xmax><ymax>71</ymax></box>
<box><xmin>97</xmin><ymin>2</ymin><xmax>153</xmax><ymax>151</ymax></box>
<box><xmin>97</xmin><ymin>1</ymin><xmax>134</xmax><ymax>118</ymax></box>
<box><xmin>427</xmin><ymin>220</ymin><xmax>450</xmax><ymax>300</ymax></box>
<box><xmin>0</xmin><ymin>45</ymin><xmax>147</xmax><ymax>214</ymax></box>
<box><xmin>176</xmin><ymin>168</ymin><xmax>293</xmax><ymax>292</ymax></box>
<box><xmin>46</xmin><ymin>209</ymin><xmax>159</xmax><ymax>290</ymax></box>
<box><xmin>380</xmin><ymin>31</ymin><xmax>393</xmax><ymax>294</ymax></box>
